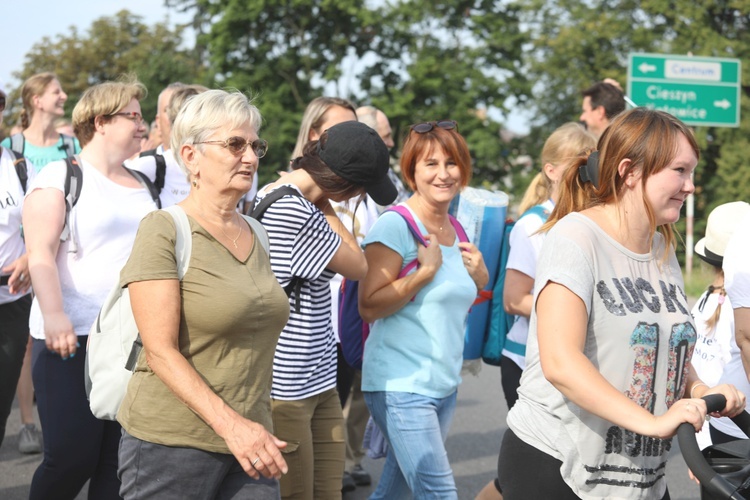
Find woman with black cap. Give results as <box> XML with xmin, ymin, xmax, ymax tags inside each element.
<box><xmin>253</xmin><ymin>120</ymin><xmax>397</xmax><ymax>500</ymax></box>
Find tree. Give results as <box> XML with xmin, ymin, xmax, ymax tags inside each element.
<box><xmin>7</xmin><ymin>10</ymin><xmax>202</xmax><ymax>125</ymax></box>
<box><xmin>356</xmin><ymin>0</ymin><xmax>531</xmax><ymax>192</ymax></box>
<box><xmin>515</xmin><ymin>0</ymin><xmax>750</xmax><ymax>262</ymax></box>
<box><xmin>168</xmin><ymin>0</ymin><xmax>376</xmax><ymax>186</ymax></box>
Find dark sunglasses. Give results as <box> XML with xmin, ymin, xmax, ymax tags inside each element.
<box><xmin>410</xmin><ymin>120</ymin><xmax>458</xmax><ymax>134</ymax></box>
<box><xmin>196</xmin><ymin>136</ymin><xmax>268</xmax><ymax>158</ymax></box>
<box><xmin>0</xmin><ymin>95</ymin><xmax>5</xmax><ymax>112</ymax></box>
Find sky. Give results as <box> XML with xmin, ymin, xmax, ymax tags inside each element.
<box><xmin>0</xmin><ymin>1</ymin><xmax>192</xmax><ymax>92</ymax></box>
<box><xmin>0</xmin><ymin>1</ymin><xmax>531</xmax><ymax>133</ymax></box>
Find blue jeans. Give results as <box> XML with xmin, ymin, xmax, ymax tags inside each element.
<box><xmin>364</xmin><ymin>391</ymin><xmax>458</xmax><ymax>500</ymax></box>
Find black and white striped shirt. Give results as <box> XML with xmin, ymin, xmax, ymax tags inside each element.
<box><xmin>255</xmin><ymin>185</ymin><xmax>342</xmax><ymax>400</ymax></box>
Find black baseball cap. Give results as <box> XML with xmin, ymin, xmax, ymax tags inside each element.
<box><xmin>317</xmin><ymin>121</ymin><xmax>397</xmax><ymax>206</ymax></box>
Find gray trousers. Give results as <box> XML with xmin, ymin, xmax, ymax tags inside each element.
<box><xmin>119</xmin><ymin>430</ymin><xmax>280</xmax><ymax>500</ymax></box>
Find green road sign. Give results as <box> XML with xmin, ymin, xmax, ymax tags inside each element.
<box><xmin>628</xmin><ymin>53</ymin><xmax>741</xmax><ymax>127</ymax></box>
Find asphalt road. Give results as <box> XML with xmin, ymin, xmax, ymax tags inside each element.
<box><xmin>1</xmin><ymin>363</ymin><xmax>702</xmax><ymax>499</ymax></box>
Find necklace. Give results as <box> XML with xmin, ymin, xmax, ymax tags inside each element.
<box><xmin>220</xmin><ymin>211</ymin><xmax>243</xmax><ymax>248</ymax></box>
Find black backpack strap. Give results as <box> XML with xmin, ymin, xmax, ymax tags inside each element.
<box><xmin>9</xmin><ymin>133</ymin><xmax>24</xmax><ymax>156</ymax></box>
<box><xmin>60</xmin><ymin>134</ymin><xmax>77</xmax><ymax>156</ymax></box>
<box><xmin>250</xmin><ymin>185</ymin><xmax>305</xmax><ymax>311</ymax></box>
<box><xmin>249</xmin><ymin>185</ymin><xmax>301</xmax><ymax>220</ymax></box>
<box><xmin>124</xmin><ymin>166</ymin><xmax>162</xmax><ymax>209</ymax></box>
<box><xmin>61</xmin><ymin>155</ymin><xmax>84</xmax><ymax>243</ymax></box>
<box><xmin>5</xmin><ymin>147</ymin><xmax>28</xmax><ymax>193</ymax></box>
<box><xmin>139</xmin><ymin>148</ymin><xmax>166</xmax><ymax>193</ymax></box>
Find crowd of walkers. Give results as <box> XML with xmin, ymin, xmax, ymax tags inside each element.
<box><xmin>1</xmin><ymin>73</ymin><xmax>749</xmax><ymax>500</ymax></box>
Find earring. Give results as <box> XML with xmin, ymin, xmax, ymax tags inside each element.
<box><xmin>191</xmin><ymin>178</ymin><xmax>198</xmax><ymax>188</ymax></box>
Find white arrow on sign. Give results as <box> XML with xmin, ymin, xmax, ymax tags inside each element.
<box><xmin>639</xmin><ymin>62</ymin><xmax>657</xmax><ymax>74</ymax></box>
<box><xmin>714</xmin><ymin>99</ymin><xmax>731</xmax><ymax>109</ymax></box>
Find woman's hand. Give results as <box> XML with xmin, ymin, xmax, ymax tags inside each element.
<box><xmin>702</xmin><ymin>384</ymin><xmax>746</xmax><ymax>418</ymax></box>
<box><xmin>458</xmin><ymin>242</ymin><xmax>489</xmax><ymax>290</ymax></box>
<box><xmin>222</xmin><ymin>417</ymin><xmax>288</xmax><ymax>480</ymax></box>
<box><xmin>2</xmin><ymin>254</ymin><xmax>31</xmax><ymax>295</ymax></box>
<box><xmin>417</xmin><ymin>234</ymin><xmax>442</xmax><ymax>279</ymax></box>
<box><xmin>42</xmin><ymin>311</ymin><xmax>78</xmax><ymax>359</ymax></box>
<box><xmin>649</xmin><ymin>398</ymin><xmax>708</xmax><ymax>439</ymax></box>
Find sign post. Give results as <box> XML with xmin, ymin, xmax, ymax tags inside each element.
<box><xmin>627</xmin><ymin>53</ymin><xmax>741</xmax><ymax>127</ymax></box>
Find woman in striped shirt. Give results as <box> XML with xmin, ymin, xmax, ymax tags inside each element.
<box><xmin>254</xmin><ymin>121</ymin><xmax>396</xmax><ymax>500</ymax></box>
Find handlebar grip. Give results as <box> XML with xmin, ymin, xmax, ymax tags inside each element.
<box><xmin>703</xmin><ymin>393</ymin><xmax>727</xmax><ymax>413</ymax></box>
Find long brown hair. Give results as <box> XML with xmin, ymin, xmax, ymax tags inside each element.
<box><xmin>543</xmin><ymin>108</ymin><xmax>699</xmax><ymax>254</ymax></box>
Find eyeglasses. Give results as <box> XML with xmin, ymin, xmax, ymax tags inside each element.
<box><xmin>110</xmin><ymin>111</ymin><xmax>144</xmax><ymax>126</ymax></box>
<box><xmin>0</xmin><ymin>95</ymin><xmax>6</xmax><ymax>112</ymax></box>
<box><xmin>196</xmin><ymin>137</ymin><xmax>268</xmax><ymax>158</ymax></box>
<box><xmin>410</xmin><ymin>120</ymin><xmax>458</xmax><ymax>134</ymax></box>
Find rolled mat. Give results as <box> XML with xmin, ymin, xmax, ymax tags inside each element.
<box><xmin>450</xmin><ymin>187</ymin><xmax>509</xmax><ymax>360</ymax></box>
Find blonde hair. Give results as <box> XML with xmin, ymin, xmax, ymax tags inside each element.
<box><xmin>517</xmin><ymin>122</ymin><xmax>595</xmax><ymax>214</ymax></box>
<box><xmin>171</xmin><ymin>89</ymin><xmax>262</xmax><ymax>176</ymax></box>
<box><xmin>72</xmin><ymin>76</ymin><xmax>147</xmax><ymax>146</ymax></box>
<box><xmin>20</xmin><ymin>72</ymin><xmax>59</xmax><ymax>129</ymax></box>
<box><xmin>292</xmin><ymin>97</ymin><xmax>356</xmax><ymax>159</ymax></box>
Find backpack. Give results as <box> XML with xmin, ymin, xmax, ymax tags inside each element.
<box><xmin>9</xmin><ymin>132</ymin><xmax>77</xmax><ymax>159</ymax></box>
<box><xmin>249</xmin><ymin>185</ymin><xmax>306</xmax><ymax>312</ymax></box>
<box><xmin>2</xmin><ymin>146</ymin><xmax>29</xmax><ymax>193</ymax></box>
<box><xmin>84</xmin><ymin>205</ymin><xmax>270</xmax><ymax>420</ymax></box>
<box><xmin>482</xmin><ymin>205</ymin><xmax>549</xmax><ymax>365</ymax></box>
<box><xmin>338</xmin><ymin>277</ymin><xmax>369</xmax><ymax>369</ymax></box>
<box><xmin>139</xmin><ymin>148</ymin><xmax>167</xmax><ymax>194</ymax></box>
<box><xmin>60</xmin><ymin>155</ymin><xmax>162</xmax><ymax>247</ymax></box>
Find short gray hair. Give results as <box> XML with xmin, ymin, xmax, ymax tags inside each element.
<box><xmin>355</xmin><ymin>106</ymin><xmax>379</xmax><ymax>130</ymax></box>
<box><xmin>171</xmin><ymin>89</ymin><xmax>262</xmax><ymax>174</ymax></box>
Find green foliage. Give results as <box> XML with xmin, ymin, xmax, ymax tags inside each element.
<box><xmin>6</xmin><ymin>10</ymin><xmax>201</xmax><ymax>126</ymax></box>
<box><xmin>7</xmin><ymin>0</ymin><xmax>750</xmax><ymax>213</ymax></box>
<box><xmin>359</xmin><ymin>0</ymin><xmax>530</xmax><ymax>191</ymax></box>
<box><xmin>168</xmin><ymin>0</ymin><xmax>376</xmax><ymax>186</ymax></box>
<box><xmin>517</xmin><ymin>0</ymin><xmax>750</xmax><ymax>243</ymax></box>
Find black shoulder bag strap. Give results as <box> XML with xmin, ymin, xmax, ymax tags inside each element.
<box><xmin>5</xmin><ymin>147</ymin><xmax>28</xmax><ymax>193</ymax></box>
<box><xmin>250</xmin><ymin>185</ymin><xmax>305</xmax><ymax>312</ymax></box>
<box><xmin>138</xmin><ymin>148</ymin><xmax>166</xmax><ymax>193</ymax></box>
<box><xmin>124</xmin><ymin>166</ymin><xmax>162</xmax><ymax>209</ymax></box>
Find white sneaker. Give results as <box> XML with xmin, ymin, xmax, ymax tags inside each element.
<box><xmin>18</xmin><ymin>423</ymin><xmax>42</xmax><ymax>454</ymax></box>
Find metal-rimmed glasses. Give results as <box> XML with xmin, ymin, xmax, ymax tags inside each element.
<box><xmin>410</xmin><ymin>120</ymin><xmax>458</xmax><ymax>134</ymax></box>
<box><xmin>109</xmin><ymin>111</ymin><xmax>145</xmax><ymax>126</ymax></box>
<box><xmin>195</xmin><ymin>136</ymin><xmax>269</xmax><ymax>158</ymax></box>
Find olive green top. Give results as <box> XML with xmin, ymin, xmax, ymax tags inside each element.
<box><xmin>117</xmin><ymin>210</ymin><xmax>289</xmax><ymax>453</ymax></box>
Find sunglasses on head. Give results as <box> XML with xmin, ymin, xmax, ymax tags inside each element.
<box><xmin>410</xmin><ymin>120</ymin><xmax>458</xmax><ymax>134</ymax></box>
<box><xmin>196</xmin><ymin>136</ymin><xmax>268</xmax><ymax>158</ymax></box>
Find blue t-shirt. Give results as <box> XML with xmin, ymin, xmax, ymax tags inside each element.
<box><xmin>361</xmin><ymin>209</ymin><xmax>477</xmax><ymax>398</ymax></box>
<box><xmin>1</xmin><ymin>134</ymin><xmax>81</xmax><ymax>172</ymax></box>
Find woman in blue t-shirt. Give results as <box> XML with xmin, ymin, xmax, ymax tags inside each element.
<box><xmin>0</xmin><ymin>72</ymin><xmax>81</xmax><ymax>171</ymax></box>
<box><xmin>358</xmin><ymin>121</ymin><xmax>489</xmax><ymax>499</ymax></box>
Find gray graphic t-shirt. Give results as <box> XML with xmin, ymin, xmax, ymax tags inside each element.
<box><xmin>508</xmin><ymin>213</ymin><xmax>695</xmax><ymax>500</ymax></box>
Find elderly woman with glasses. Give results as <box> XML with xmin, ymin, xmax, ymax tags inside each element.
<box><xmin>22</xmin><ymin>77</ymin><xmax>159</xmax><ymax>500</ymax></box>
<box><xmin>358</xmin><ymin>120</ymin><xmax>489</xmax><ymax>499</ymax></box>
<box><xmin>116</xmin><ymin>89</ymin><xmax>290</xmax><ymax>500</ymax></box>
